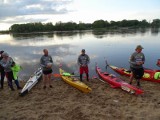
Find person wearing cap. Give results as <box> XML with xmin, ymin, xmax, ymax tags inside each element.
<box><xmin>77</xmin><ymin>49</ymin><xmax>90</xmax><ymax>81</ymax></box>
<box><xmin>0</xmin><ymin>52</ymin><xmax>15</xmax><ymax>91</ymax></box>
<box><xmin>129</xmin><ymin>45</ymin><xmax>145</xmax><ymax>88</ymax></box>
<box><xmin>40</xmin><ymin>49</ymin><xmax>53</xmax><ymax>89</ymax></box>
<box><xmin>11</xmin><ymin>62</ymin><xmax>22</xmax><ymax>89</ymax></box>
<box><xmin>0</xmin><ymin>50</ymin><xmax>5</xmax><ymax>89</ymax></box>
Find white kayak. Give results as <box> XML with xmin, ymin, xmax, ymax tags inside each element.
<box><xmin>20</xmin><ymin>67</ymin><xmax>42</xmax><ymax>96</ymax></box>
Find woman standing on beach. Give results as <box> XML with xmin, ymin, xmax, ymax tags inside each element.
<box><xmin>0</xmin><ymin>52</ymin><xmax>15</xmax><ymax>91</ymax></box>
<box><xmin>40</xmin><ymin>49</ymin><xmax>53</xmax><ymax>89</ymax></box>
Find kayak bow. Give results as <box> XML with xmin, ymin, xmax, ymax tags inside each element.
<box><xmin>20</xmin><ymin>67</ymin><xmax>42</xmax><ymax>96</ymax></box>
<box><xmin>109</xmin><ymin>65</ymin><xmax>160</xmax><ymax>83</ymax></box>
<box><xmin>96</xmin><ymin>65</ymin><xmax>144</xmax><ymax>95</ymax></box>
<box><xmin>59</xmin><ymin>68</ymin><xmax>92</xmax><ymax>93</ymax></box>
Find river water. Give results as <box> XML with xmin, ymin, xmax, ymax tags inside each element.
<box><xmin>0</xmin><ymin>28</ymin><xmax>160</xmax><ymax>80</ymax></box>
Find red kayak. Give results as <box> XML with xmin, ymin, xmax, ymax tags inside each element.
<box><xmin>96</xmin><ymin>65</ymin><xmax>144</xmax><ymax>95</ymax></box>
<box><xmin>109</xmin><ymin>65</ymin><xmax>160</xmax><ymax>83</ymax></box>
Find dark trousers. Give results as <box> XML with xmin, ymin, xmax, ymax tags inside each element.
<box><xmin>14</xmin><ymin>79</ymin><xmax>21</xmax><ymax>89</ymax></box>
<box><xmin>0</xmin><ymin>69</ymin><xmax>5</xmax><ymax>88</ymax></box>
<box><xmin>130</xmin><ymin>67</ymin><xmax>144</xmax><ymax>79</ymax></box>
<box><xmin>6</xmin><ymin>71</ymin><xmax>14</xmax><ymax>90</ymax></box>
<box><xmin>80</xmin><ymin>73</ymin><xmax>89</xmax><ymax>81</ymax></box>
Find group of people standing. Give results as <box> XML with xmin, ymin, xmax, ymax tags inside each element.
<box><xmin>40</xmin><ymin>49</ymin><xmax>90</xmax><ymax>89</ymax></box>
<box><xmin>0</xmin><ymin>48</ymin><xmax>90</xmax><ymax>91</ymax></box>
<box><xmin>40</xmin><ymin>45</ymin><xmax>146</xmax><ymax>89</ymax></box>
<box><xmin>0</xmin><ymin>51</ymin><xmax>22</xmax><ymax>91</ymax></box>
<box><xmin>1</xmin><ymin>45</ymin><xmax>155</xmax><ymax>90</ymax></box>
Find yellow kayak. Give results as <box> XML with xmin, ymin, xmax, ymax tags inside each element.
<box><xmin>59</xmin><ymin>68</ymin><xmax>92</xmax><ymax>93</ymax></box>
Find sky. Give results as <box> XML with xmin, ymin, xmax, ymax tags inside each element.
<box><xmin>0</xmin><ymin>0</ymin><xmax>160</xmax><ymax>30</ymax></box>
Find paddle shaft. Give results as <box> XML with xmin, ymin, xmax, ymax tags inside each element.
<box><xmin>53</xmin><ymin>73</ymin><xmax>80</xmax><ymax>77</ymax></box>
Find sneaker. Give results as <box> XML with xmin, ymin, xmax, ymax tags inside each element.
<box><xmin>11</xmin><ymin>88</ymin><xmax>15</xmax><ymax>91</ymax></box>
<box><xmin>137</xmin><ymin>84</ymin><xmax>142</xmax><ymax>89</ymax></box>
<box><xmin>137</xmin><ymin>81</ymin><xmax>141</xmax><ymax>88</ymax></box>
<box><xmin>17</xmin><ymin>87</ymin><xmax>22</xmax><ymax>90</ymax></box>
<box><xmin>49</xmin><ymin>85</ymin><xmax>53</xmax><ymax>88</ymax></box>
<box><xmin>43</xmin><ymin>86</ymin><xmax>46</xmax><ymax>89</ymax></box>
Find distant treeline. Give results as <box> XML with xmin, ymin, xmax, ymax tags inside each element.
<box><xmin>0</xmin><ymin>30</ymin><xmax>10</xmax><ymax>34</ymax></box>
<box><xmin>7</xmin><ymin>19</ymin><xmax>160</xmax><ymax>33</ymax></box>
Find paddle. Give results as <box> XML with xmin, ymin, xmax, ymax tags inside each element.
<box><xmin>104</xmin><ymin>57</ymin><xmax>109</xmax><ymax>70</ymax></box>
<box><xmin>93</xmin><ymin>76</ymin><xmax>106</xmax><ymax>83</ymax></box>
<box><xmin>53</xmin><ymin>73</ymin><xmax>80</xmax><ymax>77</ymax></box>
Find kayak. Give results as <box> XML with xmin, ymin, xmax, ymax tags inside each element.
<box><xmin>20</xmin><ymin>67</ymin><xmax>42</xmax><ymax>96</ymax></box>
<box><xmin>59</xmin><ymin>68</ymin><xmax>92</xmax><ymax>93</ymax></box>
<box><xmin>96</xmin><ymin>65</ymin><xmax>144</xmax><ymax>95</ymax></box>
<box><xmin>109</xmin><ymin>65</ymin><xmax>160</xmax><ymax>83</ymax></box>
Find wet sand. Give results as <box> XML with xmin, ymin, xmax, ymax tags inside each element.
<box><xmin>0</xmin><ymin>76</ymin><xmax>160</xmax><ymax>120</ymax></box>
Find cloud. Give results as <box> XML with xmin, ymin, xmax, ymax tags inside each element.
<box><xmin>0</xmin><ymin>0</ymin><xmax>73</xmax><ymax>22</ymax></box>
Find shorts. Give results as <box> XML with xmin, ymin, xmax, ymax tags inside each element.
<box><xmin>43</xmin><ymin>69</ymin><xmax>52</xmax><ymax>75</ymax></box>
<box><xmin>80</xmin><ymin>66</ymin><xmax>88</xmax><ymax>74</ymax></box>
<box><xmin>130</xmin><ymin>67</ymin><xmax>144</xmax><ymax>79</ymax></box>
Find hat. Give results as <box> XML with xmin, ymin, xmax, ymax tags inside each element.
<box><xmin>136</xmin><ymin>45</ymin><xmax>144</xmax><ymax>50</ymax></box>
<box><xmin>81</xmin><ymin>49</ymin><xmax>85</xmax><ymax>52</ymax></box>
<box><xmin>0</xmin><ymin>50</ymin><xmax>4</xmax><ymax>54</ymax></box>
<box><xmin>2</xmin><ymin>52</ymin><xmax>9</xmax><ymax>57</ymax></box>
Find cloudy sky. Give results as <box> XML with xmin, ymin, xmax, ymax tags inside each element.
<box><xmin>0</xmin><ymin>0</ymin><xmax>160</xmax><ymax>30</ymax></box>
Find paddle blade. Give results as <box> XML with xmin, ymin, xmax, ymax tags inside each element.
<box><xmin>106</xmin><ymin>65</ymin><xmax>108</xmax><ymax>70</ymax></box>
<box><xmin>104</xmin><ymin>59</ymin><xmax>109</xmax><ymax>70</ymax></box>
<box><xmin>53</xmin><ymin>74</ymin><xmax>61</xmax><ymax>77</ymax></box>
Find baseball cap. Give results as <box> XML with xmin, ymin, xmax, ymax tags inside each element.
<box><xmin>136</xmin><ymin>45</ymin><xmax>144</xmax><ymax>50</ymax></box>
<box><xmin>81</xmin><ymin>49</ymin><xmax>85</xmax><ymax>52</ymax></box>
<box><xmin>2</xmin><ymin>52</ymin><xmax>9</xmax><ymax>57</ymax></box>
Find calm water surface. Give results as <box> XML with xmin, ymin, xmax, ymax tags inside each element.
<box><xmin>0</xmin><ymin>28</ymin><xmax>160</xmax><ymax>80</ymax></box>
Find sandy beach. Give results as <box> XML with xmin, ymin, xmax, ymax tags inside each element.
<box><xmin>0</xmin><ymin>76</ymin><xmax>160</xmax><ymax>120</ymax></box>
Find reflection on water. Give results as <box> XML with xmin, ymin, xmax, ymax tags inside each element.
<box><xmin>151</xmin><ymin>28</ymin><xmax>160</xmax><ymax>35</ymax></box>
<box><xmin>0</xmin><ymin>28</ymin><xmax>160</xmax><ymax>80</ymax></box>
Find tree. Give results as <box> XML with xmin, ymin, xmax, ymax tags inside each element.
<box><xmin>92</xmin><ymin>20</ymin><xmax>106</xmax><ymax>28</ymax></box>
<box><xmin>151</xmin><ymin>19</ymin><xmax>160</xmax><ymax>27</ymax></box>
<box><xmin>44</xmin><ymin>22</ymin><xmax>54</xmax><ymax>31</ymax></box>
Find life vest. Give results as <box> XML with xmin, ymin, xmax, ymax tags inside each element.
<box><xmin>62</xmin><ymin>72</ymin><xmax>71</xmax><ymax>76</ymax></box>
<box><xmin>154</xmin><ymin>72</ymin><xmax>160</xmax><ymax>80</ymax></box>
<box><xmin>11</xmin><ymin>64</ymin><xmax>21</xmax><ymax>80</ymax></box>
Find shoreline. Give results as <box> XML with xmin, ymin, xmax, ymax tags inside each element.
<box><xmin>0</xmin><ymin>77</ymin><xmax>160</xmax><ymax>120</ymax></box>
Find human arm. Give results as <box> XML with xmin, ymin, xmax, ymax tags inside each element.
<box><xmin>77</xmin><ymin>55</ymin><xmax>82</xmax><ymax>66</ymax></box>
<box><xmin>129</xmin><ymin>54</ymin><xmax>137</xmax><ymax>65</ymax></box>
<box><xmin>1</xmin><ymin>57</ymin><xmax>13</xmax><ymax>68</ymax></box>
<box><xmin>40</xmin><ymin>56</ymin><xmax>46</xmax><ymax>68</ymax></box>
<box><xmin>86</xmin><ymin>55</ymin><xmax>90</xmax><ymax>65</ymax></box>
<box><xmin>136</xmin><ymin>53</ymin><xmax>145</xmax><ymax>65</ymax></box>
<box><xmin>49</xmin><ymin>55</ymin><xmax>53</xmax><ymax>63</ymax></box>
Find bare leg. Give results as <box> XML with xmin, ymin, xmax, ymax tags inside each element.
<box><xmin>129</xmin><ymin>73</ymin><xmax>134</xmax><ymax>84</ymax></box>
<box><xmin>86</xmin><ymin>73</ymin><xmax>89</xmax><ymax>81</ymax></box>
<box><xmin>80</xmin><ymin>74</ymin><xmax>83</xmax><ymax>81</ymax></box>
<box><xmin>48</xmin><ymin>73</ymin><xmax>52</xmax><ymax>87</ymax></box>
<box><xmin>137</xmin><ymin>79</ymin><xmax>141</xmax><ymax>88</ymax></box>
<box><xmin>43</xmin><ymin>74</ymin><xmax>47</xmax><ymax>88</ymax></box>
